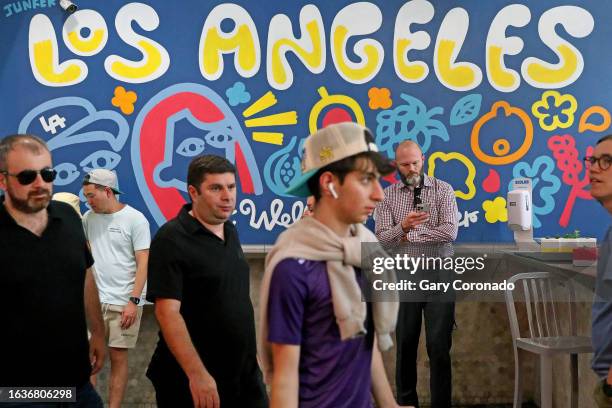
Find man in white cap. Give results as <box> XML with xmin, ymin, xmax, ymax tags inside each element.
<box><xmin>82</xmin><ymin>169</ymin><xmax>150</xmax><ymax>408</ymax></box>
<box><xmin>260</xmin><ymin>122</ymin><xmax>407</xmax><ymax>408</ymax></box>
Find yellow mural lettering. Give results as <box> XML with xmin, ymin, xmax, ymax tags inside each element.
<box><xmin>104</xmin><ymin>3</ymin><xmax>170</xmax><ymax>84</ymax></box>
<box><xmin>199</xmin><ymin>4</ymin><xmax>261</xmax><ymax>81</ymax></box>
<box><xmin>330</xmin><ymin>2</ymin><xmax>383</xmax><ymax>84</ymax></box>
<box><xmin>110</xmin><ymin>40</ymin><xmax>162</xmax><ymax>80</ymax></box>
<box><xmin>267</xmin><ymin>5</ymin><xmax>325</xmax><ymax>90</ymax></box>
<box><xmin>67</xmin><ymin>30</ymin><xmax>106</xmax><ymax>54</ymax></box>
<box><xmin>487</xmin><ymin>46</ymin><xmax>516</xmax><ymax>89</ymax></box>
<box><xmin>332</xmin><ymin>26</ymin><xmax>381</xmax><ymax>83</ymax></box>
<box><xmin>434</xmin><ymin>8</ymin><xmax>482</xmax><ymax>91</ymax></box>
<box><xmin>393</xmin><ymin>0</ymin><xmax>433</xmax><ymax>84</ymax></box>
<box><xmin>428</xmin><ymin>152</ymin><xmax>476</xmax><ymax>201</ymax></box>
<box><xmin>525</xmin><ymin>45</ymin><xmax>578</xmax><ymax>85</ymax></box>
<box><xmin>395</xmin><ymin>39</ymin><xmax>427</xmax><ymax>82</ymax></box>
<box><xmin>271</xmin><ymin>22</ymin><xmax>322</xmax><ymax>86</ymax></box>
<box><xmin>436</xmin><ymin>40</ymin><xmax>478</xmax><ymax>89</ymax></box>
<box><xmin>62</xmin><ymin>10</ymin><xmax>108</xmax><ymax>57</ymax></box>
<box><xmin>521</xmin><ymin>6</ymin><xmax>593</xmax><ymax>89</ymax></box>
<box><xmin>203</xmin><ymin>26</ymin><xmax>258</xmax><ymax>77</ymax></box>
<box><xmin>29</xmin><ymin>14</ymin><xmax>87</xmax><ymax>87</ymax></box>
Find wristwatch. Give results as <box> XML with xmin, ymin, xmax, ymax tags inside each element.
<box><xmin>602</xmin><ymin>379</ymin><xmax>612</xmax><ymax>398</ymax></box>
<box><xmin>129</xmin><ymin>296</ymin><xmax>141</xmax><ymax>305</ymax></box>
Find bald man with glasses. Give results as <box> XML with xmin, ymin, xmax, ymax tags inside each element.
<box><xmin>0</xmin><ymin>134</ymin><xmax>106</xmax><ymax>407</ymax></box>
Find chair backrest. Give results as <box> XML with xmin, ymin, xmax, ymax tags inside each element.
<box><xmin>505</xmin><ymin>272</ymin><xmax>578</xmax><ymax>341</ymax></box>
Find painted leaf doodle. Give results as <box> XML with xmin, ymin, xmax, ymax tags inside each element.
<box><xmin>263</xmin><ymin>135</ymin><xmax>303</xmax><ymax>197</ymax></box>
<box><xmin>375</xmin><ymin>93</ymin><xmax>448</xmax><ymax>156</ymax></box>
<box><xmin>450</xmin><ymin>94</ymin><xmax>482</xmax><ymax>126</ymax></box>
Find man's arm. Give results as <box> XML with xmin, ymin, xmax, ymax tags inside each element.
<box><xmin>270</xmin><ymin>343</ymin><xmax>300</xmax><ymax>408</ymax></box>
<box><xmin>155</xmin><ymin>298</ymin><xmax>219</xmax><ymax>408</ymax></box>
<box><xmin>84</xmin><ymin>267</ymin><xmax>105</xmax><ymax>375</ymax></box>
<box><xmin>375</xmin><ymin>198</ymin><xmax>406</xmax><ymax>245</ymax></box>
<box><xmin>371</xmin><ymin>344</ymin><xmax>412</xmax><ymax>408</ymax></box>
<box><xmin>406</xmin><ymin>184</ymin><xmax>458</xmax><ymax>243</ymax></box>
<box><xmin>121</xmin><ymin>249</ymin><xmax>149</xmax><ymax>329</ymax></box>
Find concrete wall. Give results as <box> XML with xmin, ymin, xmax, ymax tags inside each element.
<box><xmin>95</xmin><ymin>257</ymin><xmax>598</xmax><ymax>407</ymax></box>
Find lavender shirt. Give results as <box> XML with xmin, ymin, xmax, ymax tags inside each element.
<box><xmin>267</xmin><ymin>258</ymin><xmax>374</xmax><ymax>408</ymax></box>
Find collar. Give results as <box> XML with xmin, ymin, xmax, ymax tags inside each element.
<box><xmin>399</xmin><ymin>173</ymin><xmax>433</xmax><ymax>190</ymax></box>
<box><xmin>178</xmin><ymin>203</ymin><xmax>232</xmax><ymax>239</ymax></box>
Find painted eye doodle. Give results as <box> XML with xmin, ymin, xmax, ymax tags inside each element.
<box><xmin>204</xmin><ymin>126</ymin><xmax>235</xmax><ymax>148</ymax></box>
<box><xmin>131</xmin><ymin>83</ymin><xmax>263</xmax><ymax>226</ymax></box>
<box><xmin>53</xmin><ymin>162</ymin><xmax>80</xmax><ymax>186</ymax></box>
<box><xmin>263</xmin><ymin>135</ymin><xmax>303</xmax><ymax>197</ymax></box>
<box><xmin>176</xmin><ymin>137</ymin><xmax>205</xmax><ymax>158</ymax></box>
<box><xmin>80</xmin><ymin>150</ymin><xmax>121</xmax><ymax>173</ymax></box>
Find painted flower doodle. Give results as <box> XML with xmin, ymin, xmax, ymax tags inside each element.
<box><xmin>375</xmin><ymin>93</ymin><xmax>448</xmax><ymax>156</ymax></box>
<box><xmin>482</xmin><ymin>197</ymin><xmax>508</xmax><ymax>224</ymax></box>
<box><xmin>368</xmin><ymin>87</ymin><xmax>392</xmax><ymax>110</ymax></box>
<box><xmin>510</xmin><ymin>156</ymin><xmax>561</xmax><ymax>228</ymax></box>
<box><xmin>531</xmin><ymin>91</ymin><xmax>577</xmax><ymax>131</ymax></box>
<box><xmin>547</xmin><ymin>134</ymin><xmax>593</xmax><ymax>227</ymax></box>
<box><xmin>111</xmin><ymin>86</ymin><xmax>138</xmax><ymax>115</ymax></box>
<box><xmin>226</xmin><ymin>81</ymin><xmax>251</xmax><ymax>107</ymax></box>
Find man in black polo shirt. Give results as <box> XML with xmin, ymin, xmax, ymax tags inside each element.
<box><xmin>146</xmin><ymin>154</ymin><xmax>268</xmax><ymax>408</ymax></box>
<box><xmin>0</xmin><ymin>134</ymin><xmax>105</xmax><ymax>406</ymax></box>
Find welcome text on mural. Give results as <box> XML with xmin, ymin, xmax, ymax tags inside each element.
<box><xmin>28</xmin><ymin>1</ymin><xmax>593</xmax><ymax>92</ymax></box>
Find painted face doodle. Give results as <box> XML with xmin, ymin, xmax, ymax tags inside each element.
<box><xmin>131</xmin><ymin>83</ymin><xmax>263</xmax><ymax>226</ymax></box>
<box><xmin>18</xmin><ymin>97</ymin><xmax>129</xmax><ymax>192</ymax></box>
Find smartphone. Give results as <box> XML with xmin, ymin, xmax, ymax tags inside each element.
<box><xmin>416</xmin><ymin>202</ymin><xmax>430</xmax><ymax>213</ymax></box>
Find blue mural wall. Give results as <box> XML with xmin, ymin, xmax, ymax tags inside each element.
<box><xmin>1</xmin><ymin>0</ymin><xmax>610</xmax><ymax>244</ymax></box>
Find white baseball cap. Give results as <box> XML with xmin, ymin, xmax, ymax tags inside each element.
<box><xmin>285</xmin><ymin>122</ymin><xmax>380</xmax><ymax>197</ymax></box>
<box><xmin>83</xmin><ymin>169</ymin><xmax>123</xmax><ymax>194</ymax></box>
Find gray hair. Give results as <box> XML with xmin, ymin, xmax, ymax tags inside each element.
<box><xmin>0</xmin><ymin>134</ymin><xmax>49</xmax><ymax>171</ymax></box>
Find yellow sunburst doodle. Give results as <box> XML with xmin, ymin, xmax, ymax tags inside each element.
<box><xmin>241</xmin><ymin>90</ymin><xmax>298</xmax><ymax>144</ymax></box>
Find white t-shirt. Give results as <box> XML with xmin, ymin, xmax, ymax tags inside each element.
<box><xmin>83</xmin><ymin>205</ymin><xmax>151</xmax><ymax>306</ymax></box>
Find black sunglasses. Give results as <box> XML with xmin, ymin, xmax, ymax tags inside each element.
<box><xmin>1</xmin><ymin>168</ymin><xmax>57</xmax><ymax>185</ymax></box>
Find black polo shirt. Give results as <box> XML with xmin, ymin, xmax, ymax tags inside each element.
<box><xmin>146</xmin><ymin>204</ymin><xmax>257</xmax><ymax>386</ymax></box>
<box><xmin>0</xmin><ymin>197</ymin><xmax>93</xmax><ymax>387</ymax></box>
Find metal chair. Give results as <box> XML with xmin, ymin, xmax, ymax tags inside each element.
<box><xmin>505</xmin><ymin>272</ymin><xmax>592</xmax><ymax>408</ymax></box>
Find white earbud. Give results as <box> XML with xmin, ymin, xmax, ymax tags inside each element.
<box><xmin>328</xmin><ymin>182</ymin><xmax>339</xmax><ymax>199</ymax></box>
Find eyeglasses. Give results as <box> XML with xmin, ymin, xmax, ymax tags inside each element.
<box><xmin>413</xmin><ymin>186</ymin><xmax>422</xmax><ymax>208</ymax></box>
<box><xmin>0</xmin><ymin>168</ymin><xmax>57</xmax><ymax>185</ymax></box>
<box><xmin>584</xmin><ymin>155</ymin><xmax>612</xmax><ymax>171</ymax></box>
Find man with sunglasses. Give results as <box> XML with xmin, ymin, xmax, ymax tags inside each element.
<box><xmin>0</xmin><ymin>134</ymin><xmax>106</xmax><ymax>406</ymax></box>
<box><xmin>82</xmin><ymin>169</ymin><xmax>150</xmax><ymax>408</ymax></box>
<box><xmin>375</xmin><ymin>140</ymin><xmax>458</xmax><ymax>408</ymax></box>
<box><xmin>588</xmin><ymin>135</ymin><xmax>612</xmax><ymax>407</ymax></box>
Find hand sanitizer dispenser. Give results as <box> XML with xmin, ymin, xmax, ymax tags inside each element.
<box><xmin>507</xmin><ymin>189</ymin><xmax>531</xmax><ymax>231</ymax></box>
<box><xmin>507</xmin><ymin>178</ymin><xmax>537</xmax><ymax>250</ymax></box>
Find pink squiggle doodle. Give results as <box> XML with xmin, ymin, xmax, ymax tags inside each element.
<box><xmin>547</xmin><ymin>134</ymin><xmax>593</xmax><ymax>227</ymax></box>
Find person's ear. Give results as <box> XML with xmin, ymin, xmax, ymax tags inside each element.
<box><xmin>187</xmin><ymin>184</ymin><xmax>199</xmax><ymax>202</ymax></box>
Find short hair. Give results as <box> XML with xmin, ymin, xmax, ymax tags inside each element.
<box><xmin>306</xmin><ymin>130</ymin><xmax>394</xmax><ymax>200</ymax></box>
<box><xmin>187</xmin><ymin>155</ymin><xmax>236</xmax><ymax>193</ymax></box>
<box><xmin>597</xmin><ymin>135</ymin><xmax>612</xmax><ymax>145</ymax></box>
<box><xmin>81</xmin><ymin>181</ymin><xmax>109</xmax><ymax>193</ymax></box>
<box><xmin>0</xmin><ymin>134</ymin><xmax>49</xmax><ymax>171</ymax></box>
